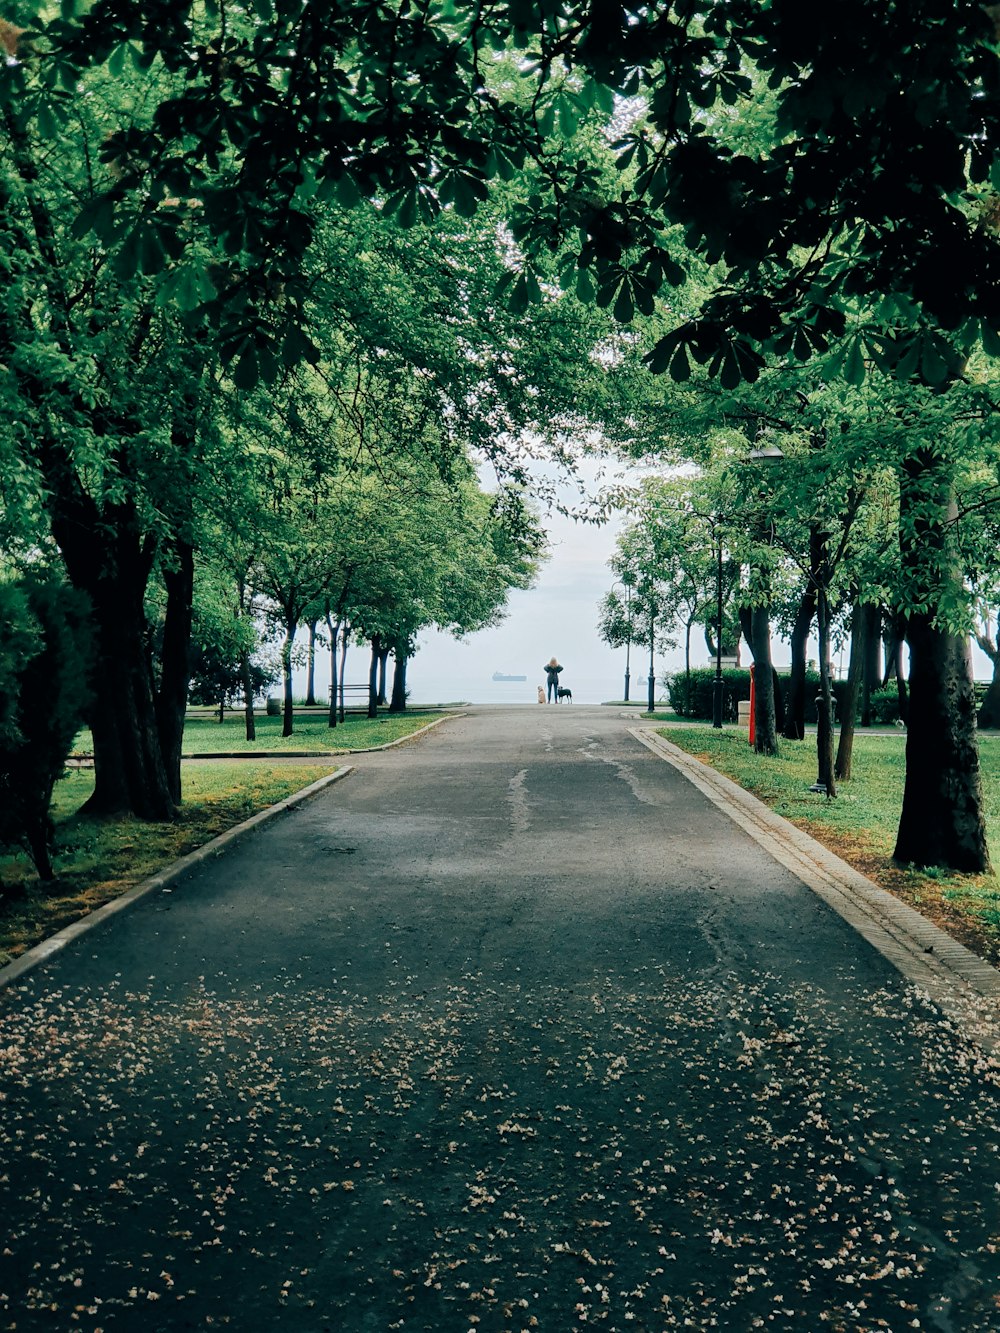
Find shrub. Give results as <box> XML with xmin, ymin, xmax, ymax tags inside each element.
<box><xmin>666</xmin><ymin>667</ymin><xmax>892</xmax><ymax>725</ymax></box>
<box><xmin>0</xmin><ymin>570</ymin><xmax>94</xmax><ymax>879</ymax></box>
<box><xmin>867</xmin><ymin>687</ymin><xmax>902</xmax><ymax>725</ymax></box>
<box><xmin>667</xmin><ymin>668</ymin><xmax>749</xmax><ymax>721</ymax></box>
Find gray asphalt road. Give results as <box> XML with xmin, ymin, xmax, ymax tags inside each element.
<box><xmin>2</xmin><ymin>708</ymin><xmax>999</xmax><ymax>1332</ymax></box>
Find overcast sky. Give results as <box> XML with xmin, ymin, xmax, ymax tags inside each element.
<box><xmin>310</xmin><ymin>459</ymin><xmax>992</xmax><ymax>708</ymax></box>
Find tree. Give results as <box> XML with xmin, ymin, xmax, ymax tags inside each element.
<box><xmin>0</xmin><ymin>569</ymin><xmax>93</xmax><ymax>880</ymax></box>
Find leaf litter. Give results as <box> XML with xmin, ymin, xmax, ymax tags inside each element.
<box><xmin>1</xmin><ymin>966</ymin><xmax>999</xmax><ymax>1331</ymax></box>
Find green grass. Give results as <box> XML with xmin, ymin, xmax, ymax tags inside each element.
<box><xmin>660</xmin><ymin>724</ymin><xmax>1000</xmax><ymax>964</ymax></box>
<box><xmin>72</xmin><ymin>709</ymin><xmax>445</xmax><ymax>757</ymax></box>
<box><xmin>0</xmin><ymin>762</ymin><xmax>335</xmax><ymax>962</ymax></box>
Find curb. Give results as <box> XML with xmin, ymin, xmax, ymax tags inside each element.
<box><xmin>64</xmin><ymin>714</ymin><xmax>458</xmax><ymax>767</ymax></box>
<box><xmin>632</xmin><ymin>727</ymin><xmax>1000</xmax><ymax>1060</ymax></box>
<box><xmin>0</xmin><ymin>767</ymin><xmax>354</xmax><ymax>994</ymax></box>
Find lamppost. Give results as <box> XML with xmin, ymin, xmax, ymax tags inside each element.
<box><xmin>712</xmin><ymin>520</ymin><xmax>724</xmax><ymax>728</ymax></box>
<box><xmin>612</xmin><ymin>578</ymin><xmax>634</xmax><ymax>702</ymax></box>
<box><xmin>647</xmin><ymin>598</ymin><xmax>656</xmax><ymax>714</ymax></box>
<box><xmin>624</xmin><ymin>578</ymin><xmax>633</xmax><ymax>702</ymax></box>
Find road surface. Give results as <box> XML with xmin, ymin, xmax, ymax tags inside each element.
<box><xmin>2</xmin><ymin>707</ymin><xmax>999</xmax><ymax>1331</ymax></box>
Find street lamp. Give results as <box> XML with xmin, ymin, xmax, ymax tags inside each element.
<box><xmin>612</xmin><ymin>579</ymin><xmax>633</xmax><ymax>702</ymax></box>
<box><xmin>712</xmin><ymin>521</ymin><xmax>724</xmax><ymax>728</ymax></box>
<box><xmin>647</xmin><ymin>600</ymin><xmax>656</xmax><ymax>714</ymax></box>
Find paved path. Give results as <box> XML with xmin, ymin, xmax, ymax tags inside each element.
<box><xmin>2</xmin><ymin>708</ymin><xmax>999</xmax><ymax>1331</ymax></box>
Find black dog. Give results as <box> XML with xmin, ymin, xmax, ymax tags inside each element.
<box><xmin>557</xmin><ymin>686</ymin><xmax>573</xmax><ymax>703</ymax></box>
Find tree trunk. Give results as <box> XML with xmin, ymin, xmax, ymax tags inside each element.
<box><xmin>882</xmin><ymin>613</ymin><xmax>909</xmax><ymax>725</ymax></box>
<box><xmin>783</xmin><ymin>580</ymin><xmax>816</xmax><ymax>741</ymax></box>
<box><xmin>338</xmin><ymin>626</ymin><xmax>349</xmax><ymax>722</ymax></box>
<box><xmin>281</xmin><ymin>620</ymin><xmax>296</xmax><ymax>738</ymax></box>
<box><xmin>835</xmin><ymin>600</ymin><xmax>864</xmax><ymax>781</ymax></box>
<box><xmin>326</xmin><ymin>617</ymin><xmax>340</xmax><ymax>729</ymax></box>
<box><xmin>156</xmin><ymin>539</ymin><xmax>194</xmax><ymax>806</ymax></box>
<box><xmin>815</xmin><ymin>582</ymin><xmax>836</xmax><ymax>798</ymax></box>
<box><xmin>368</xmin><ymin>635</ymin><xmax>380</xmax><ymax>719</ymax></box>
<box><xmin>377</xmin><ymin>643</ymin><xmax>390</xmax><ymax>705</ymax></box>
<box><xmin>894</xmin><ymin>452</ymin><xmax>989</xmax><ymax>871</ymax></box>
<box><xmin>860</xmin><ymin>602</ymin><xmax>882</xmax><ymax>727</ymax></box>
<box><xmin>58</xmin><ymin>516</ymin><xmax>177</xmax><ymax>821</ymax></box>
<box><xmin>240</xmin><ymin>650</ymin><xmax>256</xmax><ymax>742</ymax></box>
<box><xmin>750</xmin><ymin>607</ymin><xmax>779</xmax><ymax>755</ymax></box>
<box><xmin>389</xmin><ymin>650</ymin><xmax>408</xmax><ymax>712</ymax></box>
<box><xmin>305</xmin><ymin>619</ymin><xmax>318</xmax><ymax>706</ymax></box>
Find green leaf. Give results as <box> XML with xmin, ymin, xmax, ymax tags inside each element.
<box><xmin>282</xmin><ymin>327</ymin><xmax>319</xmax><ymax>368</ymax></box>
<box><xmin>508</xmin><ymin>273</ymin><xmax>530</xmax><ymax>315</ymax></box>
<box><xmin>668</xmin><ymin>342</ymin><xmax>691</xmax><ymax>382</ymax></box>
<box><xmin>920</xmin><ymin>340</ymin><xmax>950</xmax><ymax>386</ymax></box>
<box><xmin>613</xmin><ymin>280</ymin><xmax>634</xmax><ymax>324</ymax></box>
<box><xmin>719</xmin><ymin>349</ymin><xmax>741</xmax><ymax>390</ymax></box>
<box><xmin>232</xmin><ymin>350</ymin><xmax>259</xmax><ymax>391</ymax></box>
<box><xmin>335</xmin><ymin>173</ymin><xmax>362</xmax><ymax>208</ymax></box>
<box><xmin>576</xmin><ymin>267</ymin><xmax>596</xmax><ymax>302</ymax></box>
<box><xmin>843</xmin><ymin>338</ymin><xmax>866</xmax><ymax>386</ymax></box>
<box><xmin>981</xmin><ymin>322</ymin><xmax>1000</xmax><ymax>358</ymax></box>
<box><xmin>71</xmin><ymin>194</ymin><xmax>117</xmax><ymax>242</ymax></box>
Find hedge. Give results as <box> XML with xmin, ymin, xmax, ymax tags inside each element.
<box><xmin>667</xmin><ymin>667</ymin><xmax>903</xmax><ymax>725</ymax></box>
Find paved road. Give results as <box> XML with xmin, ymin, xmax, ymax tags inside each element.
<box><xmin>2</xmin><ymin>708</ymin><xmax>999</xmax><ymax>1331</ymax></box>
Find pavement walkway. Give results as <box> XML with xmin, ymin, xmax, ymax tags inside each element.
<box><xmin>1</xmin><ymin>706</ymin><xmax>999</xmax><ymax>1332</ymax></box>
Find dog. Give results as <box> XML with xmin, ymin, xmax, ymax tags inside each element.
<box><xmin>537</xmin><ymin>685</ymin><xmax>545</xmax><ymax>704</ymax></box>
<box><xmin>557</xmin><ymin>686</ymin><xmax>573</xmax><ymax>703</ymax></box>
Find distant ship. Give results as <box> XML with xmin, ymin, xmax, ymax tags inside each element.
<box><xmin>492</xmin><ymin>671</ymin><xmax>527</xmax><ymax>682</ymax></box>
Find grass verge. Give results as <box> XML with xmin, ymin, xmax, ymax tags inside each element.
<box><xmin>660</xmin><ymin>725</ymin><xmax>1000</xmax><ymax>968</ymax></box>
<box><xmin>72</xmin><ymin>710</ymin><xmax>446</xmax><ymax>757</ymax></box>
<box><xmin>0</xmin><ymin>762</ymin><xmax>334</xmax><ymax>962</ymax></box>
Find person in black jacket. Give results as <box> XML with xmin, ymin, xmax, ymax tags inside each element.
<box><xmin>544</xmin><ymin>657</ymin><xmax>563</xmax><ymax>702</ymax></box>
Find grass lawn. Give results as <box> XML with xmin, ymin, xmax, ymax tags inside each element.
<box><xmin>660</xmin><ymin>724</ymin><xmax>1000</xmax><ymax>967</ymax></box>
<box><xmin>72</xmin><ymin>709</ymin><xmax>445</xmax><ymax>757</ymax></box>
<box><xmin>0</xmin><ymin>762</ymin><xmax>335</xmax><ymax>963</ymax></box>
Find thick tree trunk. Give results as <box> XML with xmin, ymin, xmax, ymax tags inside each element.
<box><xmin>377</xmin><ymin>644</ymin><xmax>390</xmax><ymax>706</ymax></box>
<box><xmin>783</xmin><ymin>581</ymin><xmax>816</xmax><ymax>741</ymax></box>
<box><xmin>750</xmin><ymin>607</ymin><xmax>778</xmax><ymax>755</ymax></box>
<box><xmin>896</xmin><ymin>619</ymin><xmax>988</xmax><ymax>869</ymax></box>
<box><xmin>368</xmin><ymin>635</ymin><xmax>380</xmax><ymax>719</ymax></box>
<box><xmin>281</xmin><ymin>621</ymin><xmax>296</xmax><ymax>738</ymax></box>
<box><xmin>860</xmin><ymin>602</ymin><xmax>881</xmax><ymax>727</ymax></box>
<box><xmin>57</xmin><ymin>514</ymin><xmax>177</xmax><ymax>821</ymax></box>
<box><xmin>894</xmin><ymin>453</ymin><xmax>989</xmax><ymax>871</ymax></box>
<box><xmin>389</xmin><ymin>651</ymin><xmax>408</xmax><ymax>712</ymax></box>
<box><xmin>326</xmin><ymin>617</ymin><xmax>341</xmax><ymax>729</ymax></box>
<box><xmin>156</xmin><ymin>540</ymin><xmax>194</xmax><ymax>805</ymax></box>
<box><xmin>882</xmin><ymin>613</ymin><xmax>909</xmax><ymax>724</ymax></box>
<box><xmin>835</xmin><ymin>600</ymin><xmax>864</xmax><ymax>781</ymax></box>
<box><xmin>305</xmin><ymin>619</ymin><xmax>318</xmax><ymax>705</ymax></box>
<box><xmin>815</xmin><ymin>583</ymin><xmax>836</xmax><ymax>797</ymax></box>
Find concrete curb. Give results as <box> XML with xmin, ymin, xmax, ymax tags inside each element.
<box><xmin>0</xmin><ymin>767</ymin><xmax>354</xmax><ymax>994</ymax></box>
<box><xmin>632</xmin><ymin>727</ymin><xmax>1000</xmax><ymax>1059</ymax></box>
<box><xmin>64</xmin><ymin>713</ymin><xmax>458</xmax><ymax>767</ymax></box>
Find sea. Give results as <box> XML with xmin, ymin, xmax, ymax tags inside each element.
<box><xmin>409</xmin><ymin>672</ymin><xmax>657</xmax><ymax>708</ymax></box>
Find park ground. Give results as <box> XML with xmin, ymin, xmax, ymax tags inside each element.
<box><xmin>4</xmin><ymin>707</ymin><xmax>999</xmax><ymax>978</ymax></box>
<box><xmin>1</xmin><ymin>705</ymin><xmax>998</xmax><ymax>1332</ymax></box>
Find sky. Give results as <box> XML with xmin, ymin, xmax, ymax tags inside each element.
<box><xmin>302</xmin><ymin>458</ymin><xmax>993</xmax><ymax>710</ymax></box>
<box><xmin>318</xmin><ymin>457</ymin><xmax>718</xmax><ymax>708</ymax></box>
